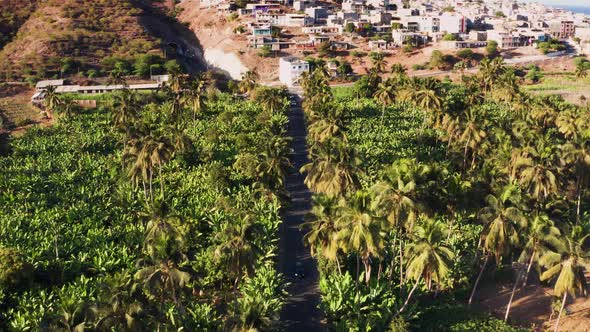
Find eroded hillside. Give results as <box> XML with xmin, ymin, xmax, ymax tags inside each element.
<box><xmin>0</xmin><ymin>0</ymin><xmax>38</xmax><ymax>49</ymax></box>
<box><xmin>0</xmin><ymin>0</ymin><xmax>163</xmax><ymax>80</ymax></box>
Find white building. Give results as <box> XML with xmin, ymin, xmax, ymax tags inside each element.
<box><xmin>279</xmin><ymin>57</ymin><xmax>310</xmax><ymax>86</ymax></box>
<box><xmin>439</xmin><ymin>13</ymin><xmax>467</xmax><ymax>34</ymax></box>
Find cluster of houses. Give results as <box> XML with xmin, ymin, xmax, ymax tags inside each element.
<box><xmin>200</xmin><ymin>0</ymin><xmax>590</xmax><ymax>55</ymax></box>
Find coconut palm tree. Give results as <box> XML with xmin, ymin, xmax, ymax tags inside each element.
<box><xmin>390</xmin><ymin>63</ymin><xmax>407</xmax><ymax>77</ymax></box>
<box><xmin>371</xmin><ymin>53</ymin><xmax>387</xmax><ymax>73</ymax></box>
<box><xmin>95</xmin><ymin>271</ymin><xmax>145</xmax><ymax>331</ymax></box>
<box><xmin>214</xmin><ymin>215</ymin><xmax>263</xmax><ymax>291</ymax></box>
<box><xmin>458</xmin><ymin>108</ymin><xmax>487</xmax><ymax>170</ymax></box>
<box><xmin>374</xmin><ymin>78</ymin><xmax>397</xmax><ymax>128</ymax></box>
<box><xmin>336</xmin><ymin>190</ymin><xmax>385</xmax><ymax>284</ymax></box>
<box><xmin>239</xmin><ymin>70</ymin><xmax>259</xmax><ymax>95</ymax></box>
<box><xmin>539</xmin><ymin>225</ymin><xmax>590</xmax><ymax>332</ymax></box>
<box><xmin>469</xmin><ymin>187</ymin><xmax>527</xmax><ymax>305</ymax></box>
<box><xmin>307</xmin><ymin>105</ymin><xmax>348</xmax><ymax>144</ymax></box>
<box><xmin>111</xmin><ymin>90</ymin><xmax>139</xmax><ymax>135</ymax></box>
<box><xmin>511</xmin><ymin>139</ymin><xmax>560</xmax><ymax>203</ymax></box>
<box><xmin>398</xmin><ymin>218</ymin><xmax>454</xmax><ymax>315</ymax></box>
<box><xmin>256</xmin><ymin>88</ymin><xmax>285</xmax><ymax>114</ymax></box>
<box><xmin>561</xmin><ymin>139</ymin><xmax>590</xmax><ymax>222</ymax></box>
<box><xmin>505</xmin><ymin>213</ymin><xmax>561</xmax><ymax>322</ymax></box>
<box><xmin>303</xmin><ymin>194</ymin><xmax>342</xmax><ymax>273</ymax></box>
<box><xmin>256</xmin><ymin>135</ymin><xmax>292</xmax><ymax>190</ymax></box>
<box><xmin>301</xmin><ymin>138</ymin><xmax>362</xmax><ymax>197</ymax></box>
<box><xmin>520</xmin><ymin>213</ymin><xmax>561</xmax><ymax>287</ymax></box>
<box><xmin>107</xmin><ymin>70</ymin><xmax>127</xmax><ymax>87</ymax></box>
<box><xmin>185</xmin><ymin>78</ymin><xmax>207</xmax><ymax>120</ymax></box>
<box><xmin>43</xmin><ymin>85</ymin><xmax>61</xmax><ymax>119</ymax></box>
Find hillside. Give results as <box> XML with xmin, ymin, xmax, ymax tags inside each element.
<box><xmin>0</xmin><ymin>0</ymin><xmax>38</xmax><ymax>49</ymax></box>
<box><xmin>0</xmin><ymin>0</ymin><xmax>168</xmax><ymax>81</ymax></box>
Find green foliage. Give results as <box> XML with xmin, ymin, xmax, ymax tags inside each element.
<box><xmin>0</xmin><ymin>84</ymin><xmax>290</xmax><ymax>329</ymax></box>
<box><xmin>486</xmin><ymin>40</ymin><xmax>498</xmax><ymax>57</ymax></box>
<box><xmin>442</xmin><ymin>34</ymin><xmax>457</xmax><ymax>41</ymax></box>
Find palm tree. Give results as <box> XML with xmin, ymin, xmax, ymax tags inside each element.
<box><xmin>458</xmin><ymin>108</ymin><xmax>487</xmax><ymax>170</ymax></box>
<box><xmin>303</xmin><ymin>194</ymin><xmax>342</xmax><ymax>273</ymax></box>
<box><xmin>469</xmin><ymin>187</ymin><xmax>527</xmax><ymax>305</ymax></box>
<box><xmin>301</xmin><ymin>138</ymin><xmax>362</xmax><ymax>197</ymax></box>
<box><xmin>256</xmin><ymin>88</ymin><xmax>285</xmax><ymax>114</ymax></box>
<box><xmin>561</xmin><ymin>139</ymin><xmax>590</xmax><ymax>222</ymax></box>
<box><xmin>214</xmin><ymin>215</ymin><xmax>263</xmax><ymax>291</ymax></box>
<box><xmin>107</xmin><ymin>70</ymin><xmax>127</xmax><ymax>87</ymax></box>
<box><xmin>256</xmin><ymin>135</ymin><xmax>292</xmax><ymax>190</ymax></box>
<box><xmin>135</xmin><ymin>259</ymin><xmax>191</xmax><ymax>309</ymax></box>
<box><xmin>374</xmin><ymin>78</ymin><xmax>397</xmax><ymax>128</ymax></box>
<box><xmin>413</xmin><ymin>84</ymin><xmax>443</xmax><ymax>127</ymax></box>
<box><xmin>43</xmin><ymin>85</ymin><xmax>61</xmax><ymax>119</ymax></box>
<box><xmin>512</xmin><ymin>139</ymin><xmax>560</xmax><ymax>203</ymax></box>
<box><xmin>505</xmin><ymin>213</ymin><xmax>561</xmax><ymax>322</ymax></box>
<box><xmin>398</xmin><ymin>218</ymin><xmax>454</xmax><ymax>315</ymax></box>
<box><xmin>336</xmin><ymin>190</ymin><xmax>385</xmax><ymax>284</ymax></box>
<box><xmin>185</xmin><ymin>78</ymin><xmax>207</xmax><ymax>120</ymax></box>
<box><xmin>390</xmin><ymin>63</ymin><xmax>407</xmax><ymax>77</ymax></box>
<box><xmin>111</xmin><ymin>90</ymin><xmax>139</xmax><ymax>135</ymax></box>
<box><xmin>520</xmin><ymin>213</ymin><xmax>561</xmax><ymax>287</ymax></box>
<box><xmin>477</xmin><ymin>57</ymin><xmax>505</xmax><ymax>93</ymax></box>
<box><xmin>540</xmin><ymin>225</ymin><xmax>590</xmax><ymax>332</ymax></box>
<box><xmin>58</xmin><ymin>97</ymin><xmax>77</xmax><ymax>119</ymax></box>
<box><xmin>371</xmin><ymin>53</ymin><xmax>387</xmax><ymax>73</ymax></box>
<box><xmin>239</xmin><ymin>69</ymin><xmax>259</xmax><ymax>95</ymax></box>
<box><xmin>307</xmin><ymin>105</ymin><xmax>348</xmax><ymax>144</ymax></box>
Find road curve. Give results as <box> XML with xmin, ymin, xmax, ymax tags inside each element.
<box><xmin>278</xmin><ymin>92</ymin><xmax>326</xmax><ymax>331</ymax></box>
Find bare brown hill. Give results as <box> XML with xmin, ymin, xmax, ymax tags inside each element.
<box><xmin>0</xmin><ymin>0</ymin><xmax>38</xmax><ymax>49</ymax></box>
<box><xmin>0</xmin><ymin>0</ymin><xmax>174</xmax><ymax>81</ymax></box>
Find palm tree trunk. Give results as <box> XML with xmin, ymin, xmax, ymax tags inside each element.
<box><xmin>159</xmin><ymin>163</ymin><xmax>164</xmax><ymax>199</ymax></box>
<box><xmin>522</xmin><ymin>250</ymin><xmax>535</xmax><ymax>288</ymax></box>
<box><xmin>399</xmin><ymin>236</ymin><xmax>404</xmax><ymax>286</ymax></box>
<box><xmin>389</xmin><ymin>232</ymin><xmax>397</xmax><ymax>282</ymax></box>
<box><xmin>554</xmin><ymin>292</ymin><xmax>567</xmax><ymax>332</ymax></box>
<box><xmin>336</xmin><ymin>255</ymin><xmax>342</xmax><ymax>275</ymax></box>
<box><xmin>504</xmin><ymin>268</ymin><xmax>522</xmax><ymax>321</ymax></box>
<box><xmin>576</xmin><ymin>179</ymin><xmax>582</xmax><ymax>224</ymax></box>
<box><xmin>356</xmin><ymin>254</ymin><xmax>360</xmax><ymax>288</ymax></box>
<box><xmin>469</xmin><ymin>254</ymin><xmax>489</xmax><ymax>305</ymax></box>
<box><xmin>446</xmin><ymin>212</ymin><xmax>455</xmax><ymax>244</ymax></box>
<box><xmin>363</xmin><ymin>257</ymin><xmax>371</xmax><ymax>284</ymax></box>
<box><xmin>397</xmin><ymin>277</ymin><xmax>421</xmax><ymax>315</ymax></box>
<box><xmin>463</xmin><ymin>136</ymin><xmax>471</xmax><ymax>171</ymax></box>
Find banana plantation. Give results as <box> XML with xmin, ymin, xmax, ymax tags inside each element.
<box><xmin>0</xmin><ymin>74</ymin><xmax>292</xmax><ymax>330</ymax></box>
<box><xmin>300</xmin><ymin>57</ymin><xmax>590</xmax><ymax>331</ymax></box>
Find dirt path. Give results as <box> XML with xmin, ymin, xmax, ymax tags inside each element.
<box><xmin>278</xmin><ymin>91</ymin><xmax>325</xmax><ymax>331</ymax></box>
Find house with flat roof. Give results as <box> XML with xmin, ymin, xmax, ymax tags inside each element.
<box><xmin>279</xmin><ymin>57</ymin><xmax>310</xmax><ymax>86</ymax></box>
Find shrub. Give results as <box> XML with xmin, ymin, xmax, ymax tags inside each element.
<box><xmin>456</xmin><ymin>49</ymin><xmax>474</xmax><ymax>59</ymax></box>
<box><xmin>257</xmin><ymin>45</ymin><xmax>272</xmax><ymax>58</ymax></box>
<box><xmin>486</xmin><ymin>40</ymin><xmax>498</xmax><ymax>57</ymax></box>
<box><xmin>443</xmin><ymin>33</ymin><xmax>457</xmax><ymax>41</ymax></box>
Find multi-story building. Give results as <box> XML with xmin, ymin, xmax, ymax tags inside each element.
<box><xmin>439</xmin><ymin>13</ymin><xmax>467</xmax><ymax>34</ymax></box>
<box><xmin>549</xmin><ymin>20</ymin><xmax>575</xmax><ymax>39</ymax></box>
<box><xmin>279</xmin><ymin>57</ymin><xmax>310</xmax><ymax>86</ymax></box>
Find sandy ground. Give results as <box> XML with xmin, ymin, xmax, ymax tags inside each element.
<box><xmin>477</xmin><ymin>275</ymin><xmax>590</xmax><ymax>332</ymax></box>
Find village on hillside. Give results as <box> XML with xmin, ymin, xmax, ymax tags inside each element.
<box><xmin>188</xmin><ymin>0</ymin><xmax>590</xmax><ymax>85</ymax></box>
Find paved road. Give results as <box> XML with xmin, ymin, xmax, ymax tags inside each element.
<box><xmin>278</xmin><ymin>93</ymin><xmax>325</xmax><ymax>331</ymax></box>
